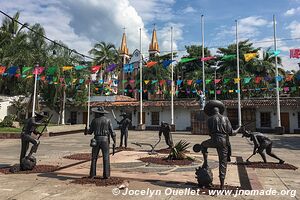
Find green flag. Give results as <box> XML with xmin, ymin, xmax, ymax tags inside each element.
<box><xmin>46</xmin><ymin>66</ymin><xmax>58</xmax><ymax>75</ymax></box>
<box><xmin>221</xmin><ymin>54</ymin><xmax>236</xmax><ymax>61</ymax></box>
<box><xmin>22</xmin><ymin>67</ymin><xmax>32</xmax><ymax>74</ymax></box>
<box><xmin>75</xmin><ymin>65</ymin><xmax>87</xmax><ymax>70</ymax></box>
<box><xmin>179</xmin><ymin>57</ymin><xmax>198</xmax><ymax>63</ymax></box>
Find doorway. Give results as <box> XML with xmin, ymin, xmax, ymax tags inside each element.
<box><xmin>280</xmin><ymin>112</ymin><xmax>290</xmax><ymax>133</ymax></box>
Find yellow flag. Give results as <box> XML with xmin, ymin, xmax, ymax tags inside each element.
<box><xmin>63</xmin><ymin>66</ymin><xmax>73</xmax><ymax>71</ymax></box>
<box><xmin>144</xmin><ymin>80</ymin><xmax>150</xmax><ymax>85</ymax></box>
<box><xmin>244</xmin><ymin>53</ymin><xmax>257</xmax><ymax>62</ymax></box>
<box><xmin>229</xmin><ymin>90</ymin><xmax>234</xmax><ymax>93</ymax></box>
<box><xmin>234</xmin><ymin>78</ymin><xmax>240</xmax><ymax>84</ymax></box>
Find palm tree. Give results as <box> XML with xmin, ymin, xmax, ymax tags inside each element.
<box><xmin>89</xmin><ymin>41</ymin><xmax>120</xmax><ymax>81</ymax></box>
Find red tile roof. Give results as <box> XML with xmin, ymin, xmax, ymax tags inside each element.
<box><xmin>90</xmin><ymin>97</ymin><xmax>300</xmax><ymax>108</ymax></box>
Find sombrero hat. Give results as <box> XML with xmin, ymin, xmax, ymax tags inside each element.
<box><xmin>34</xmin><ymin>112</ymin><xmax>48</xmax><ymax>118</ymax></box>
<box><xmin>204</xmin><ymin>100</ymin><xmax>225</xmax><ymax>116</ymax></box>
<box><xmin>91</xmin><ymin>106</ymin><xmax>109</xmax><ymax>114</ymax></box>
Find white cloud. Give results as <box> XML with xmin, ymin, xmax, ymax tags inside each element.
<box><xmin>215</xmin><ymin>16</ymin><xmax>270</xmax><ymax>41</ymax></box>
<box><xmin>284</xmin><ymin>7</ymin><xmax>300</xmax><ymax>16</ymax></box>
<box><xmin>182</xmin><ymin>6</ymin><xmax>196</xmax><ymax>14</ymax></box>
<box><xmin>287</xmin><ymin>21</ymin><xmax>300</xmax><ymax>39</ymax></box>
<box><xmin>128</xmin><ymin>0</ymin><xmax>175</xmax><ymax>24</ymax></box>
<box><xmin>157</xmin><ymin>23</ymin><xmax>183</xmax><ymax>52</ymax></box>
<box><xmin>1</xmin><ymin>0</ymin><xmax>93</xmax><ymax>56</ymax></box>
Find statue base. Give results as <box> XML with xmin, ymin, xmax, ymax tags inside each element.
<box><xmin>20</xmin><ymin>156</ymin><xmax>37</xmax><ymax>171</ymax></box>
<box><xmin>275</xmin><ymin>126</ymin><xmax>285</xmax><ymax>135</ymax></box>
<box><xmin>136</xmin><ymin>124</ymin><xmax>146</xmax><ymax>131</ymax></box>
<box><xmin>195</xmin><ymin>167</ymin><xmax>213</xmax><ymax>188</ymax></box>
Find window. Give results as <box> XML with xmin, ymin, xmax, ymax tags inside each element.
<box><xmin>151</xmin><ymin>112</ymin><xmax>160</xmax><ymax>125</ymax></box>
<box><xmin>260</xmin><ymin>112</ymin><xmax>271</xmax><ymax>127</ymax></box>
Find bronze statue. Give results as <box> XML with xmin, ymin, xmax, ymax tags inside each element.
<box><xmin>117</xmin><ymin>112</ymin><xmax>131</xmax><ymax>148</ymax></box>
<box><xmin>242</xmin><ymin>129</ymin><xmax>284</xmax><ymax>164</ymax></box>
<box><xmin>159</xmin><ymin>121</ymin><xmax>173</xmax><ymax>148</ymax></box>
<box><xmin>20</xmin><ymin>112</ymin><xmax>47</xmax><ymax>170</ymax></box>
<box><xmin>85</xmin><ymin>107</ymin><xmax>116</xmax><ymax>179</ymax></box>
<box><xmin>195</xmin><ymin>100</ymin><xmax>239</xmax><ymax>189</ymax></box>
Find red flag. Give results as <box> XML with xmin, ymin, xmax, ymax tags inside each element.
<box><xmin>159</xmin><ymin>80</ymin><xmax>166</xmax><ymax>86</ymax></box>
<box><xmin>91</xmin><ymin>65</ymin><xmax>101</xmax><ymax>73</ymax></box>
<box><xmin>201</xmin><ymin>56</ymin><xmax>216</xmax><ymax>61</ymax></box>
<box><xmin>290</xmin><ymin>49</ymin><xmax>300</xmax><ymax>58</ymax></box>
<box><xmin>0</xmin><ymin>66</ymin><xmax>6</xmax><ymax>74</ymax></box>
<box><xmin>33</xmin><ymin>67</ymin><xmax>45</xmax><ymax>75</ymax></box>
<box><xmin>146</xmin><ymin>61</ymin><xmax>157</xmax><ymax>68</ymax></box>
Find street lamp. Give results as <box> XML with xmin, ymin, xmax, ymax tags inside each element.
<box><xmin>211</xmin><ymin>62</ymin><xmax>220</xmax><ymax>100</ymax></box>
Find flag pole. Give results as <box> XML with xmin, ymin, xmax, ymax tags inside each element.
<box><xmin>236</xmin><ymin>20</ymin><xmax>242</xmax><ymax>127</ymax></box>
<box><xmin>171</xmin><ymin>26</ymin><xmax>174</xmax><ymax>126</ymax></box>
<box><xmin>139</xmin><ymin>28</ymin><xmax>143</xmax><ymax>126</ymax></box>
<box><xmin>273</xmin><ymin>15</ymin><xmax>281</xmax><ymax>128</ymax></box>
<box><xmin>201</xmin><ymin>15</ymin><xmax>205</xmax><ymax>95</ymax></box>
<box><xmin>87</xmin><ymin>79</ymin><xmax>91</xmax><ymax>126</ymax></box>
<box><xmin>32</xmin><ymin>64</ymin><xmax>38</xmax><ymax>117</ymax></box>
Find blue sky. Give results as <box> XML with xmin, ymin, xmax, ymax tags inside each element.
<box><xmin>1</xmin><ymin>0</ymin><xmax>300</xmax><ymax>70</ymax></box>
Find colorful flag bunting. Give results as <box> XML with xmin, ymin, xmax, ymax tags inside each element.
<box><xmin>105</xmin><ymin>64</ymin><xmax>118</xmax><ymax>72</ymax></box>
<box><xmin>187</xmin><ymin>80</ymin><xmax>193</xmax><ymax>85</ymax></box>
<box><xmin>63</xmin><ymin>66</ymin><xmax>73</xmax><ymax>71</ymax></box>
<box><xmin>33</xmin><ymin>67</ymin><xmax>44</xmax><ymax>75</ymax></box>
<box><xmin>201</xmin><ymin>56</ymin><xmax>215</xmax><ymax>61</ymax></box>
<box><xmin>0</xmin><ymin>66</ymin><xmax>6</xmax><ymax>74</ymax></box>
<box><xmin>151</xmin><ymin>80</ymin><xmax>158</xmax><ymax>84</ymax></box>
<box><xmin>159</xmin><ymin>80</ymin><xmax>166</xmax><ymax>86</ymax></box>
<box><xmin>221</xmin><ymin>54</ymin><xmax>236</xmax><ymax>61</ymax></box>
<box><xmin>75</xmin><ymin>65</ymin><xmax>87</xmax><ymax>70</ymax></box>
<box><xmin>123</xmin><ymin>64</ymin><xmax>134</xmax><ymax>73</ymax></box>
<box><xmin>8</xmin><ymin>66</ymin><xmax>18</xmax><ymax>75</ymax></box>
<box><xmin>255</xmin><ymin>77</ymin><xmax>263</xmax><ymax>84</ymax></box>
<box><xmin>290</xmin><ymin>49</ymin><xmax>300</xmax><ymax>59</ymax></box>
<box><xmin>244</xmin><ymin>77</ymin><xmax>252</xmax><ymax>84</ymax></box>
<box><xmin>144</xmin><ymin>80</ymin><xmax>150</xmax><ymax>85</ymax></box>
<box><xmin>215</xmin><ymin>79</ymin><xmax>221</xmax><ymax>84</ymax></box>
<box><xmin>22</xmin><ymin>67</ymin><xmax>32</xmax><ymax>74</ymax></box>
<box><xmin>46</xmin><ymin>66</ymin><xmax>57</xmax><ymax>75</ymax></box>
<box><xmin>206</xmin><ymin>79</ymin><xmax>212</xmax><ymax>84</ymax></box>
<box><xmin>162</xmin><ymin>60</ymin><xmax>175</xmax><ymax>68</ymax></box>
<box><xmin>146</xmin><ymin>61</ymin><xmax>157</xmax><ymax>68</ymax></box>
<box><xmin>179</xmin><ymin>57</ymin><xmax>197</xmax><ymax>63</ymax></box>
<box><xmin>129</xmin><ymin>49</ymin><xmax>141</xmax><ymax>64</ymax></box>
<box><xmin>234</xmin><ymin>78</ymin><xmax>240</xmax><ymax>84</ymax></box>
<box><xmin>91</xmin><ymin>65</ymin><xmax>101</xmax><ymax>73</ymax></box>
<box><xmin>176</xmin><ymin>80</ymin><xmax>183</xmax><ymax>85</ymax></box>
<box><xmin>244</xmin><ymin>53</ymin><xmax>257</xmax><ymax>62</ymax></box>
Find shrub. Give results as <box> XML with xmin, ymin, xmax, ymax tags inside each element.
<box><xmin>167</xmin><ymin>140</ymin><xmax>190</xmax><ymax>160</ymax></box>
<box><xmin>0</xmin><ymin>114</ymin><xmax>17</xmax><ymax>127</ymax></box>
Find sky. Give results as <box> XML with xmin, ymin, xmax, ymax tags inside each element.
<box><xmin>1</xmin><ymin>0</ymin><xmax>300</xmax><ymax>70</ymax></box>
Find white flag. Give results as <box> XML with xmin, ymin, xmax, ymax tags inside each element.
<box><xmin>257</xmin><ymin>48</ymin><xmax>264</xmax><ymax>60</ymax></box>
<box><xmin>129</xmin><ymin>49</ymin><xmax>142</xmax><ymax>64</ymax></box>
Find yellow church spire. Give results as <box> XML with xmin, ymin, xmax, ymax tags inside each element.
<box><xmin>149</xmin><ymin>24</ymin><xmax>160</xmax><ymax>54</ymax></box>
<box><xmin>119</xmin><ymin>29</ymin><xmax>129</xmax><ymax>55</ymax></box>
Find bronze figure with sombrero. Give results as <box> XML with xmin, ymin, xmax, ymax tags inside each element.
<box><xmin>194</xmin><ymin>100</ymin><xmax>239</xmax><ymax>189</ymax></box>
<box><xmin>116</xmin><ymin>112</ymin><xmax>131</xmax><ymax>148</ymax></box>
<box><xmin>19</xmin><ymin>111</ymin><xmax>48</xmax><ymax>170</ymax></box>
<box><xmin>84</xmin><ymin>106</ymin><xmax>116</xmax><ymax>179</ymax></box>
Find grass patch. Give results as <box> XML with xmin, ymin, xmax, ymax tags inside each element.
<box><xmin>0</xmin><ymin>127</ymin><xmax>22</xmax><ymax>133</ymax></box>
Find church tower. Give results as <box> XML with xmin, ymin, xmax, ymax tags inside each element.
<box><xmin>119</xmin><ymin>30</ymin><xmax>130</xmax><ymax>95</ymax></box>
<box><xmin>148</xmin><ymin>25</ymin><xmax>160</xmax><ymax>58</ymax></box>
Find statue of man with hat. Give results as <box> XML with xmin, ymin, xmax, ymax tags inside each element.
<box><xmin>19</xmin><ymin>112</ymin><xmax>47</xmax><ymax>170</ymax></box>
<box><xmin>197</xmin><ymin>100</ymin><xmax>239</xmax><ymax>189</ymax></box>
<box><xmin>117</xmin><ymin>112</ymin><xmax>131</xmax><ymax>148</ymax></box>
<box><xmin>159</xmin><ymin>121</ymin><xmax>174</xmax><ymax>148</ymax></box>
<box><xmin>85</xmin><ymin>106</ymin><xmax>116</xmax><ymax>179</ymax></box>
